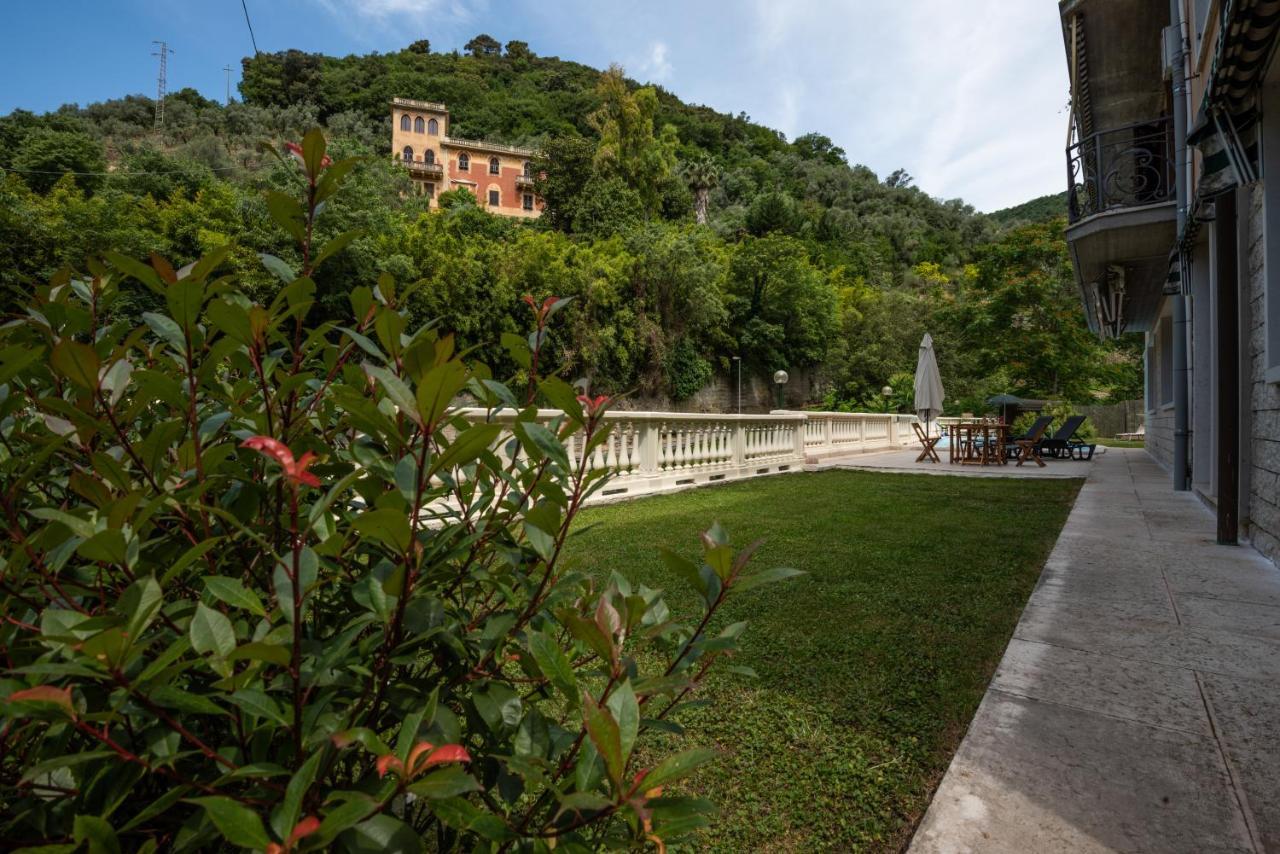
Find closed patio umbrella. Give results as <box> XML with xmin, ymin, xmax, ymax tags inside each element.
<box><xmin>914</xmin><ymin>333</ymin><xmax>945</xmax><ymax>435</ymax></box>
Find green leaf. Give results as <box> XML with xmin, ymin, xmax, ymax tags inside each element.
<box><xmin>414</xmin><ymin>361</ymin><xmax>468</xmax><ymax>426</ymax></box>
<box><xmin>639</xmin><ymin>747</ymin><xmax>718</xmax><ymax>790</ymax></box>
<box><xmin>188</xmin><ymin>797</ymin><xmax>270</xmax><ymax>849</ymax></box>
<box><xmin>21</xmin><ymin>750</ymin><xmax>114</xmax><ymax>783</ymax></box>
<box><xmin>605</xmin><ymin>680</ymin><xmax>640</xmax><ymax>767</ymax></box>
<box><xmin>431</xmin><ymin>797</ymin><xmax>511</xmax><ymax>842</ymax></box>
<box><xmin>555</xmin><ymin>791</ymin><xmax>613</xmax><ymax>818</ymax></box>
<box><xmin>151</xmin><ymin>685</ymin><xmax>225</xmax><ymax>716</ymax></box>
<box><xmin>106</xmin><ymin>250</ymin><xmax>164</xmax><ymax>293</ymax></box>
<box><xmin>207</xmin><ymin>299</ymin><xmax>253</xmax><ymax>345</ymax></box>
<box><xmin>428</xmin><ymin>423</ymin><xmax>502</xmax><ymax>477</ymax></box>
<box><xmin>120</xmin><ymin>575</ymin><xmax>163</xmax><ymax>639</ymax></box>
<box><xmin>189</xmin><ymin>602</ymin><xmax>235</xmax><ymax>658</ymax></box>
<box><xmin>500</xmin><ymin>331</ymin><xmax>531</xmax><ymax>369</ymax></box>
<box><xmin>301</xmin><ymin>127</ymin><xmax>327</xmax><ymax>178</ymax></box>
<box><xmin>264</xmin><ymin>191</ymin><xmax>305</xmax><ymax>242</ymax></box>
<box><xmin>50</xmin><ymin>340</ymin><xmax>99</xmax><ymax>390</ymax></box>
<box><xmin>352</xmin><ymin>507</ymin><xmax>411</xmax><ymax>553</ymax></box>
<box><xmin>259</xmin><ymin>253</ymin><xmax>297</xmax><ymax>284</ymax></box>
<box><xmin>73</xmin><ymin>814</ymin><xmax>121</xmax><ymax>854</ymax></box>
<box><xmin>339</xmin><ymin>814</ymin><xmax>424</xmax><ymax>854</ymax></box>
<box><xmin>203</xmin><ymin>576</ymin><xmax>266</xmax><ymax>616</ymax></box>
<box><xmin>731</xmin><ymin>566</ymin><xmax>805</xmax><ymax>594</ymax></box>
<box><xmin>366</xmin><ymin>365</ymin><xmax>420</xmax><ymax>425</ymax></box>
<box><xmin>582</xmin><ymin>692</ymin><xmax>624</xmax><ymax>790</ymax></box>
<box><xmin>227</xmin><ymin>689</ymin><xmax>289</xmax><ymax>726</ymax></box>
<box><xmin>374</xmin><ymin>310</ymin><xmax>405</xmax><ymax>359</ymax></box>
<box><xmin>538</xmin><ymin>376</ymin><xmax>585</xmax><ymax>422</ymax></box>
<box><xmin>406</xmin><ymin>765</ymin><xmax>481</xmax><ymax>800</ymax></box>
<box><xmin>515</xmin><ymin>421</ymin><xmax>570</xmax><ymax>470</ymax></box>
<box><xmin>659</xmin><ymin>548</ymin><xmax>708</xmax><ymax>599</ymax></box>
<box><xmin>527</xmin><ymin>630</ymin><xmax>577</xmax><ymax>705</ymax></box>
<box><xmin>271</xmin><ymin>749</ymin><xmax>324</xmax><ymax>842</ymax></box>
<box><xmin>227</xmin><ymin>641</ymin><xmax>291</xmax><ymax>666</ymax></box>
<box><xmin>142</xmin><ymin>311</ymin><xmax>186</xmax><ymax>352</ymax></box>
<box><xmin>77</xmin><ymin>529</ymin><xmax>127</xmax><ymax>564</ymax></box>
<box><xmin>165</xmin><ymin>278</ymin><xmax>204</xmax><ymax>330</ymax></box>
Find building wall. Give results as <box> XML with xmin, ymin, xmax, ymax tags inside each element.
<box><xmin>1245</xmin><ymin>181</ymin><xmax>1280</xmax><ymax>563</ymax></box>
<box><xmin>443</xmin><ymin>147</ymin><xmax>541</xmax><ymax>219</ymax></box>
<box><xmin>1146</xmin><ymin>302</ymin><xmax>1177</xmax><ymax>470</ymax></box>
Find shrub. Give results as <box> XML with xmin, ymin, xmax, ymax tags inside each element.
<box><xmin>0</xmin><ymin>131</ymin><xmax>799</xmax><ymax>851</ymax></box>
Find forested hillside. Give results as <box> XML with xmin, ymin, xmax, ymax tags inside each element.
<box><xmin>0</xmin><ymin>36</ymin><xmax>1140</xmax><ymax>409</ymax></box>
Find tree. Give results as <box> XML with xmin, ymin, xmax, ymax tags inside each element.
<box><xmin>726</xmin><ymin>234</ymin><xmax>838</xmax><ymax>369</ymax></box>
<box><xmin>587</xmin><ymin>66</ymin><xmax>678</xmax><ymax>217</ymax></box>
<box><xmin>884</xmin><ymin>168</ymin><xmax>913</xmax><ymax>188</ymax></box>
<box><xmin>12</xmin><ymin>127</ymin><xmax>106</xmax><ymax>193</ymax></box>
<box><xmin>532</xmin><ymin>135</ymin><xmax>596</xmax><ymax>232</ymax></box>
<box><xmin>504</xmin><ymin>40</ymin><xmax>533</xmax><ymax>60</ymax></box>
<box><xmin>406</xmin><ymin>38</ymin><xmax>430</xmax><ymax>54</ymax></box>
<box><xmin>792</xmin><ymin>132</ymin><xmax>846</xmax><ymax>165</ymax></box>
<box><xmin>681</xmin><ymin>154</ymin><xmax>719</xmax><ymax>224</ymax></box>
<box><xmin>464</xmin><ymin>33</ymin><xmax>502</xmax><ymax>57</ymax></box>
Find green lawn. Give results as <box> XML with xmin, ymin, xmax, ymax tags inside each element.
<box><xmin>562</xmin><ymin>469</ymin><xmax>1082</xmax><ymax>851</ymax></box>
<box><xmin>1097</xmin><ymin>438</ymin><xmax>1145</xmax><ymax>448</ymax></box>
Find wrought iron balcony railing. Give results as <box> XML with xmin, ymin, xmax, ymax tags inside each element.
<box><xmin>1067</xmin><ymin>117</ymin><xmax>1174</xmax><ymax>223</ymax></box>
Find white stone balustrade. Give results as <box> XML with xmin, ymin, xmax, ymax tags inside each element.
<box><xmin>454</xmin><ymin>408</ymin><xmax>916</xmax><ymax>503</ymax></box>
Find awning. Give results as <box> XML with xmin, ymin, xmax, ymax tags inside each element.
<box><xmin>1188</xmin><ymin>0</ymin><xmax>1280</xmax><ymax>193</ymax></box>
<box><xmin>1198</xmin><ymin>0</ymin><xmax>1280</xmax><ymax>120</ymax></box>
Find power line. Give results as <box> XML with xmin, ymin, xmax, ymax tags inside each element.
<box><xmin>1</xmin><ymin>164</ymin><xmax>241</xmax><ymax>177</ymax></box>
<box><xmin>240</xmin><ymin>0</ymin><xmax>260</xmax><ymax>55</ymax></box>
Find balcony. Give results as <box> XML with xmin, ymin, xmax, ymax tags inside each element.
<box><xmin>1067</xmin><ymin>117</ymin><xmax>1174</xmax><ymax>222</ymax></box>
<box><xmin>404</xmin><ymin>159</ymin><xmax>443</xmax><ymax>178</ymax></box>
<box><xmin>1063</xmin><ymin>117</ymin><xmax>1177</xmax><ymax>336</ymax></box>
<box><xmin>515</xmin><ymin>174</ymin><xmax>535</xmax><ymax>189</ymax></box>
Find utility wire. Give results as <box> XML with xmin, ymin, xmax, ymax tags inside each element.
<box><xmin>240</xmin><ymin>0</ymin><xmax>260</xmax><ymax>56</ymax></box>
<box><xmin>1</xmin><ymin>165</ymin><xmax>242</xmax><ymax>176</ymax></box>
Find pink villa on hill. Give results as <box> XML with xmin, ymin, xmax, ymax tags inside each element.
<box><xmin>390</xmin><ymin>96</ymin><xmax>543</xmax><ymax>218</ymax></box>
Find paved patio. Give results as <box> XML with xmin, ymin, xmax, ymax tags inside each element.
<box><xmin>910</xmin><ymin>449</ymin><xmax>1280</xmax><ymax>853</ymax></box>
<box><xmin>821</xmin><ymin>445</ymin><xmax>1094</xmax><ymax>478</ymax></box>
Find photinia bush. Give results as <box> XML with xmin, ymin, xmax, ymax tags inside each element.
<box><xmin>0</xmin><ymin>130</ymin><xmax>800</xmax><ymax>852</ymax></box>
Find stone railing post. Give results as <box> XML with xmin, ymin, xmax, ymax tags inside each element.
<box><xmin>822</xmin><ymin>415</ymin><xmax>833</xmax><ymax>451</ymax></box>
<box><xmin>638</xmin><ymin>418</ymin><xmax>660</xmax><ymax>474</ymax></box>
<box><xmin>793</xmin><ymin>416</ymin><xmax>808</xmax><ymax>461</ymax></box>
<box><xmin>889</xmin><ymin>415</ymin><xmax>899</xmax><ymax>446</ymax></box>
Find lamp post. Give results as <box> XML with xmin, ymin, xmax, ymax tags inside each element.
<box><xmin>773</xmin><ymin>370</ymin><xmax>789</xmax><ymax>410</ymax></box>
<box><xmin>732</xmin><ymin>356</ymin><xmax>742</xmax><ymax>414</ymax></box>
<box><xmin>882</xmin><ymin>385</ymin><xmax>893</xmax><ymax>411</ymax></box>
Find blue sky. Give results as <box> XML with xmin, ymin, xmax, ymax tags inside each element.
<box><xmin>0</xmin><ymin>1</ymin><xmax>1069</xmax><ymax>211</ymax></box>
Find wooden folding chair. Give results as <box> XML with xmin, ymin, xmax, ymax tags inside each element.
<box><xmin>913</xmin><ymin>422</ymin><xmax>941</xmax><ymax>463</ymax></box>
<box><xmin>1014</xmin><ymin>420</ymin><xmax>1050</xmax><ymax>467</ymax></box>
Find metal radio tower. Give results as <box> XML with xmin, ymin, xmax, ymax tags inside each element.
<box><xmin>151</xmin><ymin>41</ymin><xmax>174</xmax><ymax>128</ymax></box>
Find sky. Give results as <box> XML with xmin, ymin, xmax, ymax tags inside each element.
<box><xmin>0</xmin><ymin>0</ymin><xmax>1071</xmax><ymax>212</ymax></box>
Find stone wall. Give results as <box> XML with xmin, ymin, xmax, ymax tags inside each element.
<box><xmin>1145</xmin><ymin>407</ymin><xmax>1175</xmax><ymax>471</ymax></box>
<box><xmin>623</xmin><ymin>369</ymin><xmax>822</xmax><ymax>414</ymax></box>
<box><xmin>1244</xmin><ymin>183</ymin><xmax>1280</xmax><ymax>565</ymax></box>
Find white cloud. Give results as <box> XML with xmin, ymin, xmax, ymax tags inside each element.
<box><xmin>640</xmin><ymin>41</ymin><xmax>673</xmax><ymax>82</ymax></box>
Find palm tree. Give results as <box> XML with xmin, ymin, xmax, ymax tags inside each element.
<box><xmin>682</xmin><ymin>155</ymin><xmax>719</xmax><ymax>225</ymax></box>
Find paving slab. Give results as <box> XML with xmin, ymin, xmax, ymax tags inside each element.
<box><xmin>910</xmin><ymin>449</ymin><xmax>1280</xmax><ymax>853</ymax></box>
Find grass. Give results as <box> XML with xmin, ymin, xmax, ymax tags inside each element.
<box><xmin>562</xmin><ymin>469</ymin><xmax>1082</xmax><ymax>851</ymax></box>
<box><xmin>1097</xmin><ymin>438</ymin><xmax>1145</xmax><ymax>448</ymax></box>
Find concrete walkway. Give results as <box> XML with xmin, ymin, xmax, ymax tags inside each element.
<box><xmin>824</xmin><ymin>447</ymin><xmax>1092</xmax><ymax>478</ymax></box>
<box><xmin>911</xmin><ymin>449</ymin><xmax>1280</xmax><ymax>853</ymax></box>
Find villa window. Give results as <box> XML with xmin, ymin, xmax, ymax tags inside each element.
<box><xmin>425</xmin><ymin>182</ymin><xmax>435</xmax><ymax>198</ymax></box>
<box><xmin>489</xmin><ymin>189</ymin><xmax>500</xmax><ymax>206</ymax></box>
<box><xmin>400</xmin><ymin>115</ymin><xmax>410</xmax><ymax>131</ymax></box>
<box><xmin>1145</xmin><ymin>342</ymin><xmax>1156</xmax><ymax>411</ymax></box>
<box><xmin>425</xmin><ymin>149</ymin><xmax>435</xmax><ymax>164</ymax></box>
<box><xmin>428</xmin><ymin>118</ymin><xmax>439</xmax><ymax>135</ymax></box>
<box><xmin>523</xmin><ymin>161</ymin><xmax>532</xmax><ymax>177</ymax></box>
<box><xmin>489</xmin><ymin>156</ymin><xmax>500</xmax><ymax>175</ymax></box>
<box><xmin>414</xmin><ymin>116</ymin><xmax>425</xmax><ymax>134</ymax></box>
<box><xmin>458</xmin><ymin>153</ymin><xmax>469</xmax><ymax>171</ymax></box>
<box><xmin>523</xmin><ymin>193</ymin><xmax>534</xmax><ymax>211</ymax></box>
<box><xmin>402</xmin><ymin>145</ymin><xmax>413</xmax><ymax>162</ymax></box>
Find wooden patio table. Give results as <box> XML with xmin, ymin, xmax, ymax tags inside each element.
<box><xmin>948</xmin><ymin>421</ymin><xmax>1009</xmax><ymax>466</ymax></box>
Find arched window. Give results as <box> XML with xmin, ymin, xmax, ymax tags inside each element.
<box><xmin>425</xmin><ymin>149</ymin><xmax>435</xmax><ymax>164</ymax></box>
<box><xmin>523</xmin><ymin>161</ymin><xmax>532</xmax><ymax>176</ymax></box>
<box><xmin>400</xmin><ymin>115</ymin><xmax>411</xmax><ymax>131</ymax></box>
<box><xmin>402</xmin><ymin>146</ymin><xmax>414</xmax><ymax>162</ymax></box>
<box><xmin>458</xmin><ymin>153</ymin><xmax>470</xmax><ymax>171</ymax></box>
<box><xmin>428</xmin><ymin>118</ymin><xmax>439</xmax><ymax>135</ymax></box>
<box><xmin>489</xmin><ymin>156</ymin><xmax>501</xmax><ymax>175</ymax></box>
<box><xmin>414</xmin><ymin>116</ymin><xmax>425</xmax><ymax>134</ymax></box>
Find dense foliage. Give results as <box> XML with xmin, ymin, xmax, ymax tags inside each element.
<box><xmin>0</xmin><ymin>37</ymin><xmax>1139</xmax><ymax>409</ymax></box>
<box><xmin>0</xmin><ymin>133</ymin><xmax>802</xmax><ymax>851</ymax></box>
